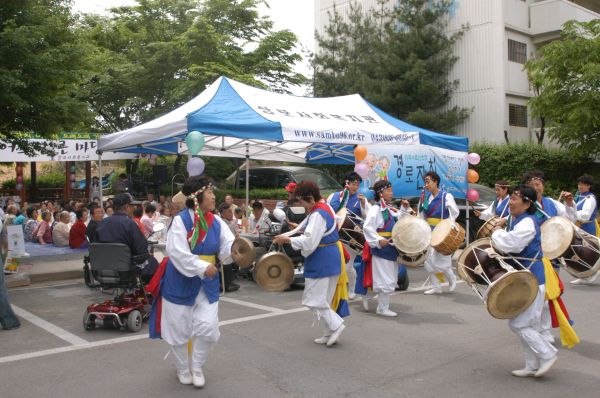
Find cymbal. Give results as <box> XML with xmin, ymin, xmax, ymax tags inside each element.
<box><xmin>253</xmin><ymin>252</ymin><xmax>294</xmax><ymax>292</ymax></box>
<box><xmin>231</xmin><ymin>237</ymin><xmax>256</xmax><ymax>268</ymax></box>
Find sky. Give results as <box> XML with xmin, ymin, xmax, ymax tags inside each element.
<box><xmin>71</xmin><ymin>0</ymin><xmax>315</xmax><ymax>93</ymax></box>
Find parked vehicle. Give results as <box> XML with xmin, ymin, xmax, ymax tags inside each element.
<box><xmin>235</xmin><ymin>166</ymin><xmax>341</xmax><ymax>196</ymax></box>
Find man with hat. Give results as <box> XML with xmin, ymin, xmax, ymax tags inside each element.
<box><xmin>282</xmin><ymin>182</ymin><xmax>307</xmax><ymax>232</ymax></box>
<box><xmin>93</xmin><ymin>193</ymin><xmax>158</xmax><ymax>283</ymax></box>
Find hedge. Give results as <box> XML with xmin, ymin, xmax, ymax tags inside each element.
<box><xmin>470</xmin><ymin>143</ymin><xmax>600</xmax><ymax>197</ymax></box>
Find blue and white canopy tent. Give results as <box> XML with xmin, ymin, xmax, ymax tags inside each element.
<box><xmin>98</xmin><ymin>76</ymin><xmax>469</xmax><ymax>204</ymax></box>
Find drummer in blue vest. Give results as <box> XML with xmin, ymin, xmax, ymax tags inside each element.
<box><xmin>361</xmin><ymin>180</ymin><xmax>411</xmax><ymax>316</ymax></box>
<box><xmin>150</xmin><ymin>176</ymin><xmax>235</xmax><ymax>388</ymax></box>
<box><xmin>563</xmin><ymin>173</ymin><xmax>599</xmax><ymax>285</ymax></box>
<box><xmin>490</xmin><ymin>185</ymin><xmax>558</xmax><ymax>377</ymax></box>
<box><xmin>420</xmin><ymin>171</ymin><xmax>459</xmax><ymax>295</ymax></box>
<box><xmin>273</xmin><ymin>180</ymin><xmax>347</xmax><ymax>346</ymax></box>
<box><xmin>475</xmin><ymin>179</ymin><xmax>510</xmax><ymax>220</ymax></box>
<box><xmin>327</xmin><ymin>171</ymin><xmax>371</xmax><ymax>299</ymax></box>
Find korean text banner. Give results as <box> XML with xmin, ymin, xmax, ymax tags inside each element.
<box><xmin>363</xmin><ymin>144</ymin><xmax>468</xmax><ymax>199</ymax></box>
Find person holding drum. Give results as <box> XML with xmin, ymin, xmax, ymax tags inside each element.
<box><xmin>420</xmin><ymin>171</ymin><xmax>459</xmax><ymax>295</ymax></box>
<box><xmin>563</xmin><ymin>174</ymin><xmax>599</xmax><ymax>285</ymax></box>
<box><xmin>360</xmin><ymin>180</ymin><xmax>411</xmax><ymax>316</ymax></box>
<box><xmin>328</xmin><ymin>171</ymin><xmax>371</xmax><ymax>300</ymax></box>
<box><xmin>490</xmin><ymin>185</ymin><xmax>558</xmax><ymax>377</ymax></box>
<box><xmin>149</xmin><ymin>176</ymin><xmax>235</xmax><ymax>388</ymax></box>
<box><xmin>475</xmin><ymin>179</ymin><xmax>510</xmax><ymax>220</ymax></box>
<box><xmin>273</xmin><ymin>180</ymin><xmax>347</xmax><ymax>346</ymax></box>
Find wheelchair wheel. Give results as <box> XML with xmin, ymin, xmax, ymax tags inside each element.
<box><xmin>126</xmin><ymin>310</ymin><xmax>143</xmax><ymax>332</ymax></box>
<box><xmin>83</xmin><ymin>311</ymin><xmax>95</xmax><ymax>331</ymax></box>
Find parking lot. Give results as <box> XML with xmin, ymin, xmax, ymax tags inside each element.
<box><xmin>1</xmin><ymin>267</ymin><xmax>600</xmax><ymax>398</ymax></box>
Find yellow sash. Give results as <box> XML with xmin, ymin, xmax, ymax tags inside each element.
<box><xmin>377</xmin><ymin>232</ymin><xmax>392</xmax><ymax>237</ymax></box>
<box><xmin>331</xmin><ymin>241</ymin><xmax>349</xmax><ymax>313</ymax></box>
<box><xmin>543</xmin><ymin>258</ymin><xmax>579</xmax><ymax>348</ymax></box>
<box><xmin>427</xmin><ymin>217</ymin><xmax>441</xmax><ymax>227</ymax></box>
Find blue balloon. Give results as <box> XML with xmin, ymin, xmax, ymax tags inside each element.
<box><xmin>358</xmin><ymin>185</ymin><xmax>373</xmax><ymax>200</ymax></box>
<box><xmin>185</xmin><ymin>131</ymin><xmax>205</xmax><ymax>156</ymax></box>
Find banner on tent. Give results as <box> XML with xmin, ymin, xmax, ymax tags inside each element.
<box><xmin>365</xmin><ymin>144</ymin><xmax>468</xmax><ymax>199</ymax></box>
<box><xmin>0</xmin><ymin>133</ymin><xmax>135</xmax><ymax>162</ymax></box>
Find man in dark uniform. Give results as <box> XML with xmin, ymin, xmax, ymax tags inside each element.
<box><xmin>93</xmin><ymin>193</ymin><xmax>158</xmax><ymax>282</ymax></box>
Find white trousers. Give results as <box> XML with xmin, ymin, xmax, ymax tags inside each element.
<box><xmin>424</xmin><ymin>247</ymin><xmax>455</xmax><ymax>289</ymax></box>
<box><xmin>161</xmin><ymin>289</ymin><xmax>220</xmax><ymax>371</ymax></box>
<box><xmin>360</xmin><ymin>255</ymin><xmax>398</xmax><ymax>313</ymax></box>
<box><xmin>302</xmin><ymin>275</ymin><xmax>343</xmax><ymax>336</ymax></box>
<box><xmin>508</xmin><ymin>285</ymin><xmax>557</xmax><ymax>370</ymax></box>
<box><xmin>345</xmin><ymin>249</ymin><xmax>358</xmax><ymax>294</ymax></box>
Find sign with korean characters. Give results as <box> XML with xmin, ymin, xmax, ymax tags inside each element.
<box><xmin>362</xmin><ymin>144</ymin><xmax>468</xmax><ymax>199</ymax></box>
<box><xmin>0</xmin><ymin>133</ymin><xmax>136</xmax><ymax>162</ymax></box>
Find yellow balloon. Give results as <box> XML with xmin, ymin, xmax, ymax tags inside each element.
<box><xmin>467</xmin><ymin>169</ymin><xmax>479</xmax><ymax>183</ymax></box>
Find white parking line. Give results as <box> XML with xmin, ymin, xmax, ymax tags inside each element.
<box><xmin>11</xmin><ymin>305</ymin><xmax>89</xmax><ymax>346</ymax></box>
<box><xmin>0</xmin><ymin>304</ymin><xmax>308</xmax><ymax>364</ymax></box>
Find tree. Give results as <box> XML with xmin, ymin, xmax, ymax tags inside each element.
<box><xmin>525</xmin><ymin>20</ymin><xmax>600</xmax><ymax>156</ymax></box>
<box><xmin>80</xmin><ymin>0</ymin><xmax>307</xmax><ymax>133</ymax></box>
<box><xmin>312</xmin><ymin>0</ymin><xmax>469</xmax><ymax>134</ymax></box>
<box><xmin>0</xmin><ymin>0</ymin><xmax>95</xmax><ymax>154</ymax></box>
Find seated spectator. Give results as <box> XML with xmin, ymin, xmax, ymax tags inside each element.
<box><xmin>104</xmin><ymin>205</ymin><xmax>114</xmax><ymax>217</ymax></box>
<box><xmin>140</xmin><ymin>203</ymin><xmax>156</xmax><ymax>238</ymax></box>
<box><xmin>86</xmin><ymin>204</ymin><xmax>104</xmax><ymax>242</ymax></box>
<box><xmin>14</xmin><ymin>209</ymin><xmax>25</xmax><ymax>225</ymax></box>
<box><xmin>224</xmin><ymin>194</ymin><xmax>239</xmax><ymax>212</ymax></box>
<box><xmin>159</xmin><ymin>194</ymin><xmax>166</xmax><ymax>207</ymax></box>
<box><xmin>69</xmin><ymin>208</ymin><xmax>89</xmax><ymax>249</ymax></box>
<box><xmin>248</xmin><ymin>200</ymin><xmax>271</xmax><ymax>234</ymax></box>
<box><xmin>219</xmin><ymin>203</ymin><xmax>239</xmax><ymax>236</ymax></box>
<box><xmin>3</xmin><ymin>205</ymin><xmax>18</xmax><ymax>226</ymax></box>
<box><xmin>133</xmin><ymin>206</ymin><xmax>145</xmax><ymax>234</ymax></box>
<box><xmin>51</xmin><ymin>210</ymin><xmax>61</xmax><ymax>229</ymax></box>
<box><xmin>52</xmin><ymin>212</ymin><xmax>71</xmax><ymax>247</ymax></box>
<box><xmin>23</xmin><ymin>207</ymin><xmax>39</xmax><ymax>242</ymax></box>
<box><xmin>147</xmin><ymin>193</ymin><xmax>158</xmax><ymax>207</ymax></box>
<box><xmin>34</xmin><ymin>211</ymin><xmax>53</xmax><ymax>245</ymax></box>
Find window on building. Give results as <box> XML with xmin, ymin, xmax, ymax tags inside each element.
<box><xmin>509</xmin><ymin>104</ymin><xmax>528</xmax><ymax>127</ymax></box>
<box><xmin>508</xmin><ymin>39</ymin><xmax>527</xmax><ymax>64</ymax></box>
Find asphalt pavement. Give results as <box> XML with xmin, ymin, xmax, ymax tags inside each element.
<box><xmin>1</xmin><ymin>267</ymin><xmax>599</xmax><ymax>398</ymax></box>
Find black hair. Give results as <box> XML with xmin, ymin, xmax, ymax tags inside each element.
<box><xmin>512</xmin><ymin>185</ymin><xmax>537</xmax><ymax>214</ymax></box>
<box><xmin>145</xmin><ymin>204</ymin><xmax>156</xmax><ymax>214</ymax></box>
<box><xmin>133</xmin><ymin>207</ymin><xmax>143</xmax><ymax>218</ymax></box>
<box><xmin>577</xmin><ymin>173</ymin><xmax>594</xmax><ymax>187</ymax></box>
<box><xmin>26</xmin><ymin>206</ymin><xmax>36</xmax><ymax>218</ymax></box>
<box><xmin>344</xmin><ymin>171</ymin><xmax>362</xmax><ymax>184</ymax></box>
<box><xmin>113</xmin><ymin>193</ymin><xmax>131</xmax><ymax>211</ymax></box>
<box><xmin>218</xmin><ymin>203</ymin><xmax>231</xmax><ymax>214</ymax></box>
<box><xmin>182</xmin><ymin>176</ymin><xmax>214</xmax><ymax>209</ymax></box>
<box><xmin>41</xmin><ymin>211</ymin><xmax>51</xmax><ymax>221</ymax></box>
<box><xmin>75</xmin><ymin>208</ymin><xmax>88</xmax><ymax>220</ymax></box>
<box><xmin>251</xmin><ymin>200</ymin><xmax>263</xmax><ymax>210</ymax></box>
<box><xmin>424</xmin><ymin>171</ymin><xmax>440</xmax><ymax>185</ymax></box>
<box><xmin>523</xmin><ymin>170</ymin><xmax>545</xmax><ymax>185</ymax></box>
<box><xmin>294</xmin><ymin>180</ymin><xmax>322</xmax><ymax>202</ymax></box>
<box><xmin>373</xmin><ymin>180</ymin><xmax>392</xmax><ymax>201</ymax></box>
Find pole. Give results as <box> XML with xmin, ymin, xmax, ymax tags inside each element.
<box><xmin>245</xmin><ymin>142</ymin><xmax>250</xmax><ymax>212</ymax></box>
<box><xmin>98</xmin><ymin>152</ymin><xmax>103</xmax><ymax>205</ymax></box>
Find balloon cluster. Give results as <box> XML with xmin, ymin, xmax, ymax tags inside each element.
<box><xmin>466</xmin><ymin>152</ymin><xmax>481</xmax><ymax>202</ymax></box>
<box><xmin>354</xmin><ymin>146</ymin><xmax>374</xmax><ymax>200</ymax></box>
<box><xmin>15</xmin><ymin>163</ymin><xmax>24</xmax><ymax>191</ymax></box>
<box><xmin>185</xmin><ymin>131</ymin><xmax>206</xmax><ymax>176</ymax></box>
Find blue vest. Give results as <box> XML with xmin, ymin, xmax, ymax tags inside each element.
<box><xmin>508</xmin><ymin>213</ymin><xmax>545</xmax><ymax>285</ymax></box>
<box><xmin>329</xmin><ymin>191</ymin><xmax>362</xmax><ymax>217</ymax></box>
<box><xmin>534</xmin><ymin>196</ymin><xmax>558</xmax><ymax>226</ymax></box>
<box><xmin>494</xmin><ymin>196</ymin><xmax>510</xmax><ymax>217</ymax></box>
<box><xmin>575</xmin><ymin>192</ymin><xmax>597</xmax><ymax>235</ymax></box>
<box><xmin>161</xmin><ymin>210</ymin><xmax>221</xmax><ymax>305</ymax></box>
<box><xmin>371</xmin><ymin>206</ymin><xmax>399</xmax><ymax>261</ymax></box>
<box><xmin>303</xmin><ymin>208</ymin><xmax>342</xmax><ymax>279</ymax></box>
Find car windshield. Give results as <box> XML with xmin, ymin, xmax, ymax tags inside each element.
<box><xmin>471</xmin><ymin>183</ymin><xmax>497</xmax><ymax>203</ymax></box>
<box><xmin>292</xmin><ymin>170</ymin><xmax>341</xmax><ymax>190</ymax></box>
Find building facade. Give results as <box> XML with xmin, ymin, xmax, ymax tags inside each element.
<box><xmin>314</xmin><ymin>0</ymin><xmax>600</xmax><ymax>143</ymax></box>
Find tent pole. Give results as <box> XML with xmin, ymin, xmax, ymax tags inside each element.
<box><xmin>98</xmin><ymin>152</ymin><xmax>103</xmax><ymax>205</ymax></box>
<box><xmin>245</xmin><ymin>143</ymin><xmax>249</xmax><ymax>212</ymax></box>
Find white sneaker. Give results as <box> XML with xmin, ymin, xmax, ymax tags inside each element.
<box><xmin>570</xmin><ymin>278</ymin><xmax>592</xmax><ymax>285</ymax></box>
<box><xmin>424</xmin><ymin>288</ymin><xmax>442</xmax><ymax>295</ymax></box>
<box><xmin>326</xmin><ymin>324</ymin><xmax>346</xmax><ymax>346</ymax></box>
<box><xmin>448</xmin><ymin>275</ymin><xmax>457</xmax><ymax>292</ymax></box>
<box><xmin>361</xmin><ymin>297</ymin><xmax>369</xmax><ymax>311</ymax></box>
<box><xmin>192</xmin><ymin>368</ymin><xmax>205</xmax><ymax>388</ymax></box>
<box><xmin>376</xmin><ymin>309</ymin><xmax>398</xmax><ymax>317</ymax></box>
<box><xmin>348</xmin><ymin>291</ymin><xmax>356</xmax><ymax>300</ymax></box>
<box><xmin>542</xmin><ymin>332</ymin><xmax>555</xmax><ymax>345</ymax></box>
<box><xmin>511</xmin><ymin>368</ymin><xmax>537</xmax><ymax>377</ymax></box>
<box><xmin>535</xmin><ymin>356</ymin><xmax>557</xmax><ymax>377</ymax></box>
<box><xmin>313</xmin><ymin>335</ymin><xmax>330</xmax><ymax>345</ymax></box>
<box><xmin>177</xmin><ymin>369</ymin><xmax>192</xmax><ymax>385</ymax></box>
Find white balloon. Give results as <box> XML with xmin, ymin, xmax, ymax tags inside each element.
<box><xmin>187</xmin><ymin>157</ymin><xmax>205</xmax><ymax>176</ymax></box>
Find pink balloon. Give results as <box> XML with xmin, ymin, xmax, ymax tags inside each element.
<box><xmin>467</xmin><ymin>152</ymin><xmax>480</xmax><ymax>165</ymax></box>
<box><xmin>354</xmin><ymin>162</ymin><xmax>368</xmax><ymax>179</ymax></box>
<box><xmin>467</xmin><ymin>188</ymin><xmax>480</xmax><ymax>202</ymax></box>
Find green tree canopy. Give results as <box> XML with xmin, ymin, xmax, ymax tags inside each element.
<box><xmin>525</xmin><ymin>19</ymin><xmax>600</xmax><ymax>156</ymax></box>
<box><xmin>312</xmin><ymin>0</ymin><xmax>469</xmax><ymax>134</ymax></box>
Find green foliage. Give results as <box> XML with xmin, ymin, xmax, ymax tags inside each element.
<box><xmin>312</xmin><ymin>0</ymin><xmax>470</xmax><ymax>133</ymax></box>
<box><xmin>525</xmin><ymin>20</ymin><xmax>600</xmax><ymax>156</ymax></box>
<box><xmin>2</xmin><ymin>170</ymin><xmax>65</xmax><ymax>189</ymax></box>
<box><xmin>470</xmin><ymin>143</ymin><xmax>599</xmax><ymax>197</ymax></box>
<box><xmin>0</xmin><ymin>0</ymin><xmax>95</xmax><ymax>153</ymax></box>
